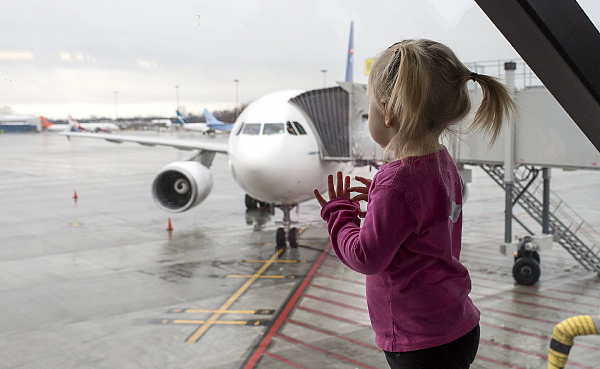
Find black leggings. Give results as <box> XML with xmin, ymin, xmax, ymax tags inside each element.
<box><xmin>384</xmin><ymin>324</ymin><xmax>480</xmax><ymax>369</ymax></box>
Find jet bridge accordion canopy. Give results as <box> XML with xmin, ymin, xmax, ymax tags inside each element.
<box><xmin>289</xmin><ymin>82</ymin><xmax>380</xmax><ymax>162</ymax></box>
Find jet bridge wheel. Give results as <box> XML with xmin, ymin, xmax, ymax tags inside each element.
<box><xmin>513</xmin><ymin>257</ymin><xmax>541</xmax><ymax>286</ymax></box>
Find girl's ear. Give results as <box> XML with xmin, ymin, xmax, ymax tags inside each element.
<box><xmin>385</xmin><ymin>115</ymin><xmax>394</xmax><ymax>128</ymax></box>
<box><xmin>380</xmin><ymin>99</ymin><xmax>394</xmax><ymax>128</ymax></box>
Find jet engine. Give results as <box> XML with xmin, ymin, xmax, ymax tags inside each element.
<box><xmin>152</xmin><ymin>161</ymin><xmax>213</xmax><ymax>213</ymax></box>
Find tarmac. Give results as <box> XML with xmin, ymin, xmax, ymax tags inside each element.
<box><xmin>0</xmin><ymin>131</ymin><xmax>599</xmax><ymax>369</ymax></box>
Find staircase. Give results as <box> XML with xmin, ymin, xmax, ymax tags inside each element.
<box><xmin>480</xmin><ymin>164</ymin><xmax>600</xmax><ymax>274</ymax></box>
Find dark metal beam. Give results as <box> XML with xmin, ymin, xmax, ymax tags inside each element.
<box><xmin>474</xmin><ymin>0</ymin><xmax>600</xmax><ymax>151</ymax></box>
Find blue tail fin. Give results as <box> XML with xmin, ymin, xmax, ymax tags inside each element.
<box><xmin>203</xmin><ymin>109</ymin><xmax>224</xmax><ymax>125</ymax></box>
<box><xmin>345</xmin><ymin>21</ymin><xmax>354</xmax><ymax>83</ymax></box>
<box><xmin>203</xmin><ymin>109</ymin><xmax>234</xmax><ymax>132</ymax></box>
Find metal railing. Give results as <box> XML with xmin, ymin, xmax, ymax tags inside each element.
<box><xmin>480</xmin><ymin>164</ymin><xmax>600</xmax><ymax>274</ymax></box>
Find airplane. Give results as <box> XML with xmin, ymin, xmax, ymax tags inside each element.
<box><xmin>41</xmin><ymin>116</ymin><xmax>71</xmax><ymax>132</ymax></box>
<box><xmin>176</xmin><ymin>110</ymin><xmax>210</xmax><ymax>133</ymax></box>
<box><xmin>59</xmin><ymin>21</ymin><xmax>359</xmax><ymax>249</ymax></box>
<box><xmin>204</xmin><ymin>109</ymin><xmax>235</xmax><ymax>132</ymax></box>
<box><xmin>68</xmin><ymin>115</ymin><xmax>120</xmax><ymax>133</ymax></box>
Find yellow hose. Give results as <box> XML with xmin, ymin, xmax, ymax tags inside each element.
<box><xmin>548</xmin><ymin>315</ymin><xmax>599</xmax><ymax>369</ymax></box>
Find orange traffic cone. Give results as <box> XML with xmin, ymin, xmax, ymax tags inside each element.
<box><xmin>73</xmin><ymin>190</ymin><xmax>78</xmax><ymax>200</ymax></box>
<box><xmin>166</xmin><ymin>218</ymin><xmax>173</xmax><ymax>231</ymax></box>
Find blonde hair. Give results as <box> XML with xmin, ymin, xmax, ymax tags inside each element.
<box><xmin>367</xmin><ymin>39</ymin><xmax>516</xmax><ymax>161</ymax></box>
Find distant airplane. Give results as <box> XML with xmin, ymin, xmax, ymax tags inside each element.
<box><xmin>60</xmin><ymin>21</ymin><xmax>357</xmax><ymax>249</ymax></box>
<box><xmin>204</xmin><ymin>109</ymin><xmax>234</xmax><ymax>132</ymax></box>
<box><xmin>68</xmin><ymin>115</ymin><xmax>120</xmax><ymax>133</ymax></box>
<box><xmin>41</xmin><ymin>116</ymin><xmax>70</xmax><ymax>132</ymax></box>
<box><xmin>176</xmin><ymin>110</ymin><xmax>210</xmax><ymax>133</ymax></box>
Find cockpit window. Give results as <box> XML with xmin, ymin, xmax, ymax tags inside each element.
<box><xmin>242</xmin><ymin>123</ymin><xmax>261</xmax><ymax>135</ymax></box>
<box><xmin>292</xmin><ymin>121</ymin><xmax>307</xmax><ymax>135</ymax></box>
<box><xmin>263</xmin><ymin>123</ymin><xmax>284</xmax><ymax>135</ymax></box>
<box><xmin>235</xmin><ymin>123</ymin><xmax>244</xmax><ymax>136</ymax></box>
<box><xmin>286</xmin><ymin>121</ymin><xmax>297</xmax><ymax>135</ymax></box>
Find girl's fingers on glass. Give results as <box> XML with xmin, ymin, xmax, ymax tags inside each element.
<box><xmin>314</xmin><ymin>189</ymin><xmax>326</xmax><ymax>206</ymax></box>
<box><xmin>336</xmin><ymin>171</ymin><xmax>343</xmax><ymax>197</ymax></box>
<box><xmin>351</xmin><ymin>194</ymin><xmax>368</xmax><ymax>202</ymax></box>
<box><xmin>347</xmin><ymin>186</ymin><xmax>367</xmax><ymax>193</ymax></box>
<box><xmin>344</xmin><ymin>175</ymin><xmax>350</xmax><ymax>195</ymax></box>
<box><xmin>355</xmin><ymin>176</ymin><xmax>372</xmax><ymax>186</ymax></box>
<box><xmin>327</xmin><ymin>174</ymin><xmax>335</xmax><ymax>200</ymax></box>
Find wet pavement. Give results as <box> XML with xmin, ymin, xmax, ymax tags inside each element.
<box><xmin>0</xmin><ymin>131</ymin><xmax>599</xmax><ymax>369</ymax></box>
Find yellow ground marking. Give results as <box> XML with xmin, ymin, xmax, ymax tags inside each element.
<box><xmin>243</xmin><ymin>259</ymin><xmax>307</xmax><ymax>263</ymax></box>
<box><xmin>177</xmin><ymin>320</ymin><xmax>247</xmax><ymax>325</ymax></box>
<box><xmin>172</xmin><ymin>309</ymin><xmax>273</xmax><ymax>314</ymax></box>
<box><xmin>185</xmin><ymin>248</ymin><xmax>284</xmax><ymax>343</ymax></box>
<box><xmin>224</xmin><ymin>275</ymin><xmax>296</xmax><ymax>279</ymax></box>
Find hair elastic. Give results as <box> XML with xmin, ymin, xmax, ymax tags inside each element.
<box><xmin>470</xmin><ymin>72</ymin><xmax>478</xmax><ymax>81</ymax></box>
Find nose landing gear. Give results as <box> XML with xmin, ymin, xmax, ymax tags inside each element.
<box><xmin>244</xmin><ymin>195</ymin><xmax>299</xmax><ymax>250</ymax></box>
<box><xmin>276</xmin><ymin>204</ymin><xmax>299</xmax><ymax>250</ymax></box>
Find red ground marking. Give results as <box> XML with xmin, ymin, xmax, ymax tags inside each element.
<box><xmin>476</xmin><ymin>355</ymin><xmax>527</xmax><ymax>368</ymax></box>
<box><xmin>301</xmin><ymin>293</ymin><xmax>368</xmax><ymax>312</ymax></box>
<box><xmin>471</xmin><ymin>292</ymin><xmax>586</xmax><ymax>315</ymax></box>
<box><xmin>276</xmin><ymin>333</ymin><xmax>380</xmax><ymax>369</ymax></box>
<box><xmin>264</xmin><ymin>352</ymin><xmax>310</xmax><ymax>369</ymax></box>
<box><xmin>481</xmin><ymin>340</ymin><xmax>595</xmax><ymax>369</ymax></box>
<box><xmin>472</xmin><ymin>281</ymin><xmax>600</xmax><ymax>308</ymax></box>
<box><xmin>480</xmin><ymin>322</ymin><xmax>600</xmax><ymax>352</ymax></box>
<box><xmin>479</xmin><ymin>307</ymin><xmax>559</xmax><ymax>325</ymax></box>
<box><xmin>308</xmin><ymin>282</ymin><xmax>365</xmax><ymax>299</ymax></box>
<box><xmin>285</xmin><ymin>318</ymin><xmax>380</xmax><ymax>351</ymax></box>
<box><xmin>314</xmin><ymin>271</ymin><xmax>366</xmax><ymax>285</ymax></box>
<box><xmin>294</xmin><ymin>305</ymin><xmax>372</xmax><ymax>328</ymax></box>
<box><xmin>481</xmin><ymin>339</ymin><xmax>548</xmax><ymax>360</ymax></box>
<box><xmin>243</xmin><ymin>244</ymin><xmax>331</xmax><ymax>369</ymax></box>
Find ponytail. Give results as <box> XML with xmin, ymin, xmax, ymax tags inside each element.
<box><xmin>368</xmin><ymin>39</ymin><xmax>516</xmax><ymax>161</ymax></box>
<box><xmin>469</xmin><ymin>73</ymin><xmax>516</xmax><ymax>145</ymax></box>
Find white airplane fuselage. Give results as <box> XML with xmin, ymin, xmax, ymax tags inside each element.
<box><xmin>228</xmin><ymin>90</ymin><xmax>351</xmax><ymax>205</ymax></box>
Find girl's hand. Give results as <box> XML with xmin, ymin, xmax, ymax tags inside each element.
<box><xmin>314</xmin><ymin>171</ymin><xmax>351</xmax><ymax>207</ymax></box>
<box><xmin>348</xmin><ymin>176</ymin><xmax>372</xmax><ymax>218</ymax></box>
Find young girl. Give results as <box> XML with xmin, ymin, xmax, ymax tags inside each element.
<box><xmin>314</xmin><ymin>39</ymin><xmax>515</xmax><ymax>368</ymax></box>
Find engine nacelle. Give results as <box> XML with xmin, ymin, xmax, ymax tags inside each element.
<box><xmin>152</xmin><ymin>161</ymin><xmax>213</xmax><ymax>213</ymax></box>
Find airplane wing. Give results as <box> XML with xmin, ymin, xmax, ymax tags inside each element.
<box><xmin>59</xmin><ymin>131</ymin><xmax>229</xmax><ymax>153</ymax></box>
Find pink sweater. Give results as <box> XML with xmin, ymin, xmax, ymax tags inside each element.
<box><xmin>321</xmin><ymin>148</ymin><xmax>480</xmax><ymax>352</ymax></box>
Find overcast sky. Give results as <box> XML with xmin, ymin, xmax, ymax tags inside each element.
<box><xmin>1</xmin><ymin>0</ymin><xmax>599</xmax><ymax>120</ymax></box>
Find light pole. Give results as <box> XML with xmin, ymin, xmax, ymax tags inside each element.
<box><xmin>175</xmin><ymin>85</ymin><xmax>179</xmax><ymax>111</ymax></box>
<box><xmin>321</xmin><ymin>70</ymin><xmax>327</xmax><ymax>88</ymax></box>
<box><xmin>234</xmin><ymin>79</ymin><xmax>239</xmax><ymax>119</ymax></box>
<box><xmin>114</xmin><ymin>91</ymin><xmax>118</xmax><ymax>120</ymax></box>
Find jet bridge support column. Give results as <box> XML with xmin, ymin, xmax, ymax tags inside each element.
<box><xmin>542</xmin><ymin>167</ymin><xmax>551</xmax><ymax>234</ymax></box>
<box><xmin>504</xmin><ymin>61</ymin><xmax>517</xmax><ymax>244</ymax></box>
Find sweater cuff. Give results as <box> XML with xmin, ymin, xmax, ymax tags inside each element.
<box><xmin>320</xmin><ymin>197</ymin><xmax>361</xmax><ymax>221</ymax></box>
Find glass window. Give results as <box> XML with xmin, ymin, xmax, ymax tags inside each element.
<box><xmin>242</xmin><ymin>123</ymin><xmax>261</xmax><ymax>135</ymax></box>
<box><xmin>293</xmin><ymin>121</ymin><xmax>307</xmax><ymax>135</ymax></box>
<box><xmin>263</xmin><ymin>123</ymin><xmax>284</xmax><ymax>135</ymax></box>
<box><xmin>235</xmin><ymin>123</ymin><xmax>244</xmax><ymax>135</ymax></box>
<box><xmin>285</xmin><ymin>121</ymin><xmax>297</xmax><ymax>135</ymax></box>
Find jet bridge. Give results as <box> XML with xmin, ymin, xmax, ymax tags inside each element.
<box><xmin>289</xmin><ymin>82</ymin><xmax>381</xmax><ymax>165</ymax></box>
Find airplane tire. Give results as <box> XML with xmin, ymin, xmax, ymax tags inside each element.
<box><xmin>276</xmin><ymin>228</ymin><xmax>286</xmax><ymax>250</ymax></box>
<box><xmin>289</xmin><ymin>228</ymin><xmax>298</xmax><ymax>248</ymax></box>
<box><xmin>513</xmin><ymin>257</ymin><xmax>540</xmax><ymax>286</ymax></box>
<box><xmin>245</xmin><ymin>194</ymin><xmax>258</xmax><ymax>210</ymax></box>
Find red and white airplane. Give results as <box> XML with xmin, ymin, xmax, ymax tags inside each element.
<box><xmin>68</xmin><ymin>116</ymin><xmax>120</xmax><ymax>133</ymax></box>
